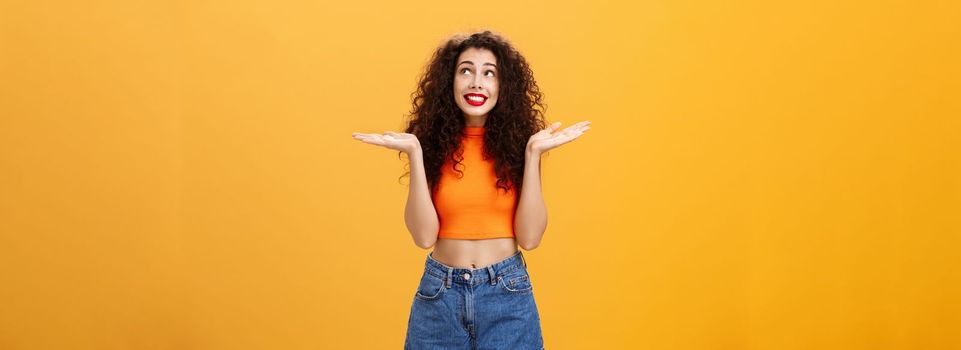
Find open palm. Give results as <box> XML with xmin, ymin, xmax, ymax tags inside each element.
<box><xmin>527</xmin><ymin>121</ymin><xmax>591</xmax><ymax>155</ymax></box>
<box><xmin>351</xmin><ymin>131</ymin><xmax>421</xmax><ymax>154</ymax></box>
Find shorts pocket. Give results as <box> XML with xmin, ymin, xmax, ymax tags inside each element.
<box><xmin>414</xmin><ymin>271</ymin><xmax>446</xmax><ymax>301</ymax></box>
<box><xmin>498</xmin><ymin>269</ymin><xmax>533</xmax><ymax>294</ymax></box>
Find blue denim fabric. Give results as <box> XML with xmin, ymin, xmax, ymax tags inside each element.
<box><xmin>404</xmin><ymin>250</ymin><xmax>544</xmax><ymax>350</ymax></box>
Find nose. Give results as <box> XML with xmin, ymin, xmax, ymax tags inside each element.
<box><xmin>469</xmin><ymin>74</ymin><xmax>481</xmax><ymax>89</ymax></box>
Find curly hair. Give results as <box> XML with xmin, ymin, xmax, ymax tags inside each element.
<box><xmin>399</xmin><ymin>30</ymin><xmax>547</xmax><ymax>197</ymax></box>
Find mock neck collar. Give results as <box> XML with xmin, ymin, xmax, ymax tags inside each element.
<box><xmin>465</xmin><ymin>126</ymin><xmax>485</xmax><ymax>136</ymax></box>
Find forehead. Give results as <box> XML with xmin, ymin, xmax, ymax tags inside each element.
<box><xmin>456</xmin><ymin>47</ymin><xmax>497</xmax><ymax>66</ymax></box>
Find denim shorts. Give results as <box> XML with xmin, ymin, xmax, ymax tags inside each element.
<box><xmin>404</xmin><ymin>250</ymin><xmax>544</xmax><ymax>350</ymax></box>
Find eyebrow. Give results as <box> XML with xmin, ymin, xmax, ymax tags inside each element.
<box><xmin>457</xmin><ymin>60</ymin><xmax>497</xmax><ymax>68</ymax></box>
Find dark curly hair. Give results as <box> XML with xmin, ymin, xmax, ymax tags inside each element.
<box><xmin>399</xmin><ymin>30</ymin><xmax>547</xmax><ymax>197</ymax></box>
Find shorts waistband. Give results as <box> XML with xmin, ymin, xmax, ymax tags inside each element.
<box><xmin>424</xmin><ymin>250</ymin><xmax>527</xmax><ymax>287</ymax></box>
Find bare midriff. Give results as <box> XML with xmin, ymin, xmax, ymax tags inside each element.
<box><xmin>431</xmin><ymin>237</ymin><xmax>519</xmax><ymax>269</ymax></box>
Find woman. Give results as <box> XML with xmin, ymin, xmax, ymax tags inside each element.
<box><xmin>352</xmin><ymin>30</ymin><xmax>590</xmax><ymax>349</ymax></box>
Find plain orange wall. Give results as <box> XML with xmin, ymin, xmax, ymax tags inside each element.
<box><xmin>1</xmin><ymin>0</ymin><xmax>959</xmax><ymax>349</ymax></box>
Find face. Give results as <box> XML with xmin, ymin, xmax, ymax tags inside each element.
<box><xmin>453</xmin><ymin>47</ymin><xmax>499</xmax><ymax>122</ymax></box>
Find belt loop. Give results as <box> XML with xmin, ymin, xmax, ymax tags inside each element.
<box><xmin>445</xmin><ymin>267</ymin><xmax>453</xmax><ymax>288</ymax></box>
<box><xmin>519</xmin><ymin>251</ymin><xmax>527</xmax><ymax>267</ymax></box>
<box><xmin>487</xmin><ymin>265</ymin><xmax>497</xmax><ymax>285</ymax></box>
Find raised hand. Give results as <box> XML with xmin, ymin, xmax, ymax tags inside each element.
<box><xmin>526</xmin><ymin>120</ymin><xmax>591</xmax><ymax>155</ymax></box>
<box><xmin>351</xmin><ymin>131</ymin><xmax>422</xmax><ymax>154</ymax></box>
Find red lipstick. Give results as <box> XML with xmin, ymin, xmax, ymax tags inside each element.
<box><xmin>464</xmin><ymin>93</ymin><xmax>488</xmax><ymax>106</ymax></box>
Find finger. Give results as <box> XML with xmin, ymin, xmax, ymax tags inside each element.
<box><xmin>546</xmin><ymin>121</ymin><xmax>561</xmax><ymax>132</ymax></box>
<box><xmin>553</xmin><ymin>121</ymin><xmax>589</xmax><ymax>136</ymax></box>
<box><xmin>570</xmin><ymin>123</ymin><xmax>591</xmax><ymax>135</ymax></box>
<box><xmin>548</xmin><ymin>130</ymin><xmax>585</xmax><ymax>147</ymax></box>
<box><xmin>550</xmin><ymin>134</ymin><xmax>582</xmax><ymax>149</ymax></box>
<box><xmin>558</xmin><ymin>125</ymin><xmax>580</xmax><ymax>135</ymax></box>
<box><xmin>558</xmin><ymin>130</ymin><xmax>584</xmax><ymax>142</ymax></box>
<box><xmin>557</xmin><ymin>125</ymin><xmax>588</xmax><ymax>137</ymax></box>
<box><xmin>564</xmin><ymin>121</ymin><xmax>591</xmax><ymax>131</ymax></box>
<box><xmin>353</xmin><ymin>132</ymin><xmax>385</xmax><ymax>139</ymax></box>
<box><xmin>354</xmin><ymin>136</ymin><xmax>377</xmax><ymax>145</ymax></box>
<box><xmin>355</xmin><ymin>135</ymin><xmax>385</xmax><ymax>146</ymax></box>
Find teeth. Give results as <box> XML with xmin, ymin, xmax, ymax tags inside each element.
<box><xmin>466</xmin><ymin>95</ymin><xmax>485</xmax><ymax>102</ymax></box>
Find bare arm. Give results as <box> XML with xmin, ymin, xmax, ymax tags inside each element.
<box><xmin>517</xmin><ymin>120</ymin><xmax>592</xmax><ymax>250</ymax></box>
<box><xmin>351</xmin><ymin>131</ymin><xmax>439</xmax><ymax>249</ymax></box>
<box><xmin>514</xmin><ymin>149</ymin><xmax>548</xmax><ymax>250</ymax></box>
<box><xmin>405</xmin><ymin>147</ymin><xmax>440</xmax><ymax>249</ymax></box>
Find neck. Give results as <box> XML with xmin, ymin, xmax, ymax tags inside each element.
<box><xmin>465</xmin><ymin>114</ymin><xmax>487</xmax><ymax>127</ymax></box>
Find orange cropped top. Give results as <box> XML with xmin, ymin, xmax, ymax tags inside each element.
<box><xmin>432</xmin><ymin>126</ymin><xmax>518</xmax><ymax>239</ymax></box>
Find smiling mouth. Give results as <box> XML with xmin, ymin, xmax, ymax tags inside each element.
<box><xmin>464</xmin><ymin>93</ymin><xmax>488</xmax><ymax>106</ymax></box>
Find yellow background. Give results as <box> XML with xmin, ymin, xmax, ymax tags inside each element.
<box><xmin>1</xmin><ymin>0</ymin><xmax>959</xmax><ymax>348</ymax></box>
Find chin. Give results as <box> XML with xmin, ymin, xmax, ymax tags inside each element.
<box><xmin>459</xmin><ymin>108</ymin><xmax>491</xmax><ymax>119</ymax></box>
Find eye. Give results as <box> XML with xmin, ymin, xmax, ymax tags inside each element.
<box><xmin>485</xmin><ymin>70</ymin><xmax>495</xmax><ymax>77</ymax></box>
<box><xmin>461</xmin><ymin>68</ymin><xmax>471</xmax><ymax>75</ymax></box>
